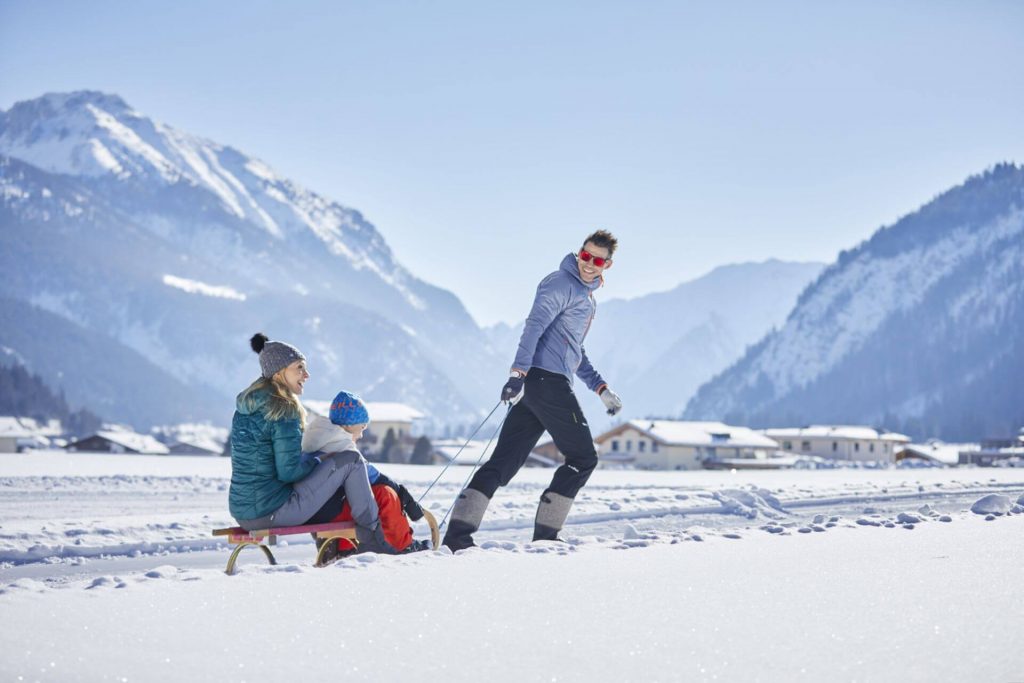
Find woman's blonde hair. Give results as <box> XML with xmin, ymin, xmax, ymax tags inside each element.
<box><xmin>239</xmin><ymin>372</ymin><xmax>307</xmax><ymax>426</ymax></box>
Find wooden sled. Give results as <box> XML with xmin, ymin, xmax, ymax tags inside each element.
<box><xmin>213</xmin><ymin>509</ymin><xmax>439</xmax><ymax>575</ymax></box>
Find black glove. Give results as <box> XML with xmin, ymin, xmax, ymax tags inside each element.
<box><xmin>501</xmin><ymin>372</ymin><xmax>525</xmax><ymax>403</ymax></box>
<box><xmin>397</xmin><ymin>484</ymin><xmax>424</xmax><ymax>521</ymax></box>
<box><xmin>373</xmin><ymin>474</ymin><xmax>424</xmax><ymax>521</ymax></box>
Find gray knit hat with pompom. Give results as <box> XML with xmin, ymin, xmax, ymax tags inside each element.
<box><xmin>250</xmin><ymin>333</ymin><xmax>306</xmax><ymax>379</ymax></box>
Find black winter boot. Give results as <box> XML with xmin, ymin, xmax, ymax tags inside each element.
<box><xmin>442</xmin><ymin>488</ymin><xmax>491</xmax><ymax>551</ymax></box>
<box><xmin>533</xmin><ymin>491</ymin><xmax>574</xmax><ymax>542</ymax></box>
<box><xmin>402</xmin><ymin>538</ymin><xmax>432</xmax><ymax>553</ymax></box>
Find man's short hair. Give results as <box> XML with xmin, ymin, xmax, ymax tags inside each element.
<box><xmin>583</xmin><ymin>229</ymin><xmax>618</xmax><ymax>257</ymax></box>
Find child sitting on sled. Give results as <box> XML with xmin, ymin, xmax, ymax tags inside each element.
<box><xmin>301</xmin><ymin>390</ymin><xmax>431</xmax><ymax>559</ymax></box>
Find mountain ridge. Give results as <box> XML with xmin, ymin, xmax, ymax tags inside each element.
<box><xmin>0</xmin><ymin>91</ymin><xmax>499</xmax><ymax>426</ymax></box>
<box><xmin>684</xmin><ymin>163</ymin><xmax>1024</xmax><ymax>440</ymax></box>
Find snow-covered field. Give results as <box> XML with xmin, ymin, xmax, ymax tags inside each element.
<box><xmin>2</xmin><ymin>451</ymin><xmax>1023</xmax><ymax>682</ymax></box>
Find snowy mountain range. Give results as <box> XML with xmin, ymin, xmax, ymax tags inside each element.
<box><xmin>0</xmin><ymin>91</ymin><xmax>502</xmax><ymax>427</ymax></box>
<box><xmin>684</xmin><ymin>164</ymin><xmax>1024</xmax><ymax>441</ymax></box>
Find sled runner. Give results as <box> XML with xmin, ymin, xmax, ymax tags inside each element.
<box><xmin>213</xmin><ymin>509</ymin><xmax>439</xmax><ymax>574</ymax></box>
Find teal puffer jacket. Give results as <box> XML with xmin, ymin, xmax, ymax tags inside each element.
<box><xmin>228</xmin><ymin>386</ymin><xmax>316</xmax><ymax>521</ymax></box>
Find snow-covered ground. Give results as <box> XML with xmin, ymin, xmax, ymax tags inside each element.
<box><xmin>2</xmin><ymin>451</ymin><xmax>1023</xmax><ymax>682</ymax></box>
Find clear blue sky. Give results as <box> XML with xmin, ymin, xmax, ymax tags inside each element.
<box><xmin>3</xmin><ymin>1</ymin><xmax>1023</xmax><ymax>325</ymax></box>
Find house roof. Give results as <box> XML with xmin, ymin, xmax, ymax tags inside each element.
<box><xmin>304</xmin><ymin>400</ymin><xmax>424</xmax><ymax>423</ymax></box>
<box><xmin>0</xmin><ymin>416</ymin><xmax>40</xmax><ymax>438</ymax></box>
<box><xmin>897</xmin><ymin>443</ymin><xmax>971</xmax><ymax>466</ymax></box>
<box><xmin>168</xmin><ymin>437</ymin><xmax>223</xmax><ymax>454</ymax></box>
<box><xmin>0</xmin><ymin>416</ymin><xmax>61</xmax><ymax>438</ymax></box>
<box><xmin>90</xmin><ymin>430</ymin><xmax>170</xmax><ymax>454</ymax></box>
<box><xmin>366</xmin><ymin>402</ymin><xmax>426</xmax><ymax>423</ymax></box>
<box><xmin>763</xmin><ymin>426</ymin><xmax>910</xmax><ymax>443</ymax></box>
<box><xmin>431</xmin><ymin>438</ymin><xmax>555</xmax><ymax>467</ymax></box>
<box><xmin>432</xmin><ymin>438</ymin><xmax>495</xmax><ymax>465</ymax></box>
<box><xmin>599</xmin><ymin>420</ymin><xmax>779</xmax><ymax>449</ymax></box>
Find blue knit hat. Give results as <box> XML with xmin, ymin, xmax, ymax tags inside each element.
<box><xmin>329</xmin><ymin>390</ymin><xmax>370</xmax><ymax>426</ymax></box>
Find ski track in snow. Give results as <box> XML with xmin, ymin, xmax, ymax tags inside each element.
<box><xmin>1</xmin><ymin>452</ymin><xmax>1022</xmax><ymax>584</ymax></box>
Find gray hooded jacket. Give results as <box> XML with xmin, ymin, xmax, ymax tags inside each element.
<box><xmin>512</xmin><ymin>252</ymin><xmax>607</xmax><ymax>392</ymax></box>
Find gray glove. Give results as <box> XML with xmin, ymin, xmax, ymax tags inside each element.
<box><xmin>599</xmin><ymin>387</ymin><xmax>622</xmax><ymax>416</ymax></box>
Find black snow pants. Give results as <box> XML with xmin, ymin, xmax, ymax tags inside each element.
<box><xmin>468</xmin><ymin>368</ymin><xmax>598</xmax><ymax>500</ymax></box>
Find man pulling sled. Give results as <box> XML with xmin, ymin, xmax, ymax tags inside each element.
<box><xmin>443</xmin><ymin>230</ymin><xmax>623</xmax><ymax>550</ymax></box>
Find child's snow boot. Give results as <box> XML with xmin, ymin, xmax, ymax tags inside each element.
<box><xmin>355</xmin><ymin>522</ymin><xmax>401</xmax><ymax>555</ymax></box>
<box><xmin>402</xmin><ymin>538</ymin><xmax>432</xmax><ymax>553</ymax></box>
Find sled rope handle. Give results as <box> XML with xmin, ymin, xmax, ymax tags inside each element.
<box><xmin>438</xmin><ymin>404</ymin><xmax>512</xmax><ymax>533</ymax></box>
<box><xmin>416</xmin><ymin>400</ymin><xmax>504</xmax><ymax>504</ymax></box>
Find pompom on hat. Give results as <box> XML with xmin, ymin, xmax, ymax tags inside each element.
<box><xmin>329</xmin><ymin>390</ymin><xmax>370</xmax><ymax>426</ymax></box>
<box><xmin>250</xmin><ymin>333</ymin><xmax>306</xmax><ymax>379</ymax></box>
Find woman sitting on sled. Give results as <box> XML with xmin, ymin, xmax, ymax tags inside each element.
<box><xmin>228</xmin><ymin>333</ymin><xmax>426</xmax><ymax>556</ymax></box>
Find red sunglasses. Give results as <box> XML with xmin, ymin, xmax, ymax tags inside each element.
<box><xmin>579</xmin><ymin>249</ymin><xmax>611</xmax><ymax>268</ymax></box>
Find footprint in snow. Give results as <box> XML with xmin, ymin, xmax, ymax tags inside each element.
<box><xmin>479</xmin><ymin>540</ymin><xmax>517</xmax><ymax>552</ymax></box>
<box><xmin>1</xmin><ymin>578</ymin><xmax>49</xmax><ymax>594</ymax></box>
<box><xmin>86</xmin><ymin>576</ymin><xmax>127</xmax><ymax>589</ymax></box>
<box><xmin>142</xmin><ymin>565</ymin><xmax>180</xmax><ymax>580</ymax></box>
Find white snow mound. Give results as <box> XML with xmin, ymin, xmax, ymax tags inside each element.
<box><xmin>970</xmin><ymin>494</ymin><xmax>1012</xmax><ymax>515</ymax></box>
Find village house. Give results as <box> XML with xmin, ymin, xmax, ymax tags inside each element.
<box><xmin>0</xmin><ymin>416</ymin><xmax>62</xmax><ymax>452</ymax></box>
<box><xmin>430</xmin><ymin>438</ymin><xmax>556</xmax><ymax>468</ymax></box>
<box><xmin>67</xmin><ymin>428</ymin><xmax>170</xmax><ymax>455</ymax></box>
<box><xmin>363</xmin><ymin>402</ymin><xmax>426</xmax><ymax>441</ymax></box>
<box><xmin>956</xmin><ymin>429</ymin><xmax>1024</xmax><ymax>466</ymax></box>
<box><xmin>595</xmin><ymin>420</ymin><xmax>780</xmax><ymax>470</ymax></box>
<box><xmin>764</xmin><ymin>426</ymin><xmax>910</xmax><ymax>463</ymax></box>
<box><xmin>166</xmin><ymin>437</ymin><xmax>224</xmax><ymax>456</ymax></box>
<box><xmin>304</xmin><ymin>400</ymin><xmax>425</xmax><ymax>439</ymax></box>
<box><xmin>895</xmin><ymin>441</ymin><xmax>971</xmax><ymax>466</ymax></box>
<box><xmin>531</xmin><ymin>435</ymin><xmax>566</xmax><ymax>466</ymax></box>
<box><xmin>151</xmin><ymin>424</ymin><xmax>229</xmax><ymax>456</ymax></box>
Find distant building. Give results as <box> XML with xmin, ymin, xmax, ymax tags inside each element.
<box><xmin>764</xmin><ymin>426</ymin><xmax>910</xmax><ymax>463</ymax></box>
<box><xmin>431</xmin><ymin>438</ymin><xmax>555</xmax><ymax>468</ymax></box>
<box><xmin>0</xmin><ymin>417</ymin><xmax>62</xmax><ymax>453</ymax></box>
<box><xmin>152</xmin><ymin>423</ymin><xmax>228</xmax><ymax>456</ymax></box>
<box><xmin>595</xmin><ymin>420</ymin><xmax>780</xmax><ymax>470</ymax></box>
<box><xmin>957</xmin><ymin>431</ymin><xmax>1024</xmax><ymax>466</ymax></box>
<box><xmin>895</xmin><ymin>442</ymin><xmax>972</xmax><ymax>466</ymax></box>
<box><xmin>166</xmin><ymin>438</ymin><xmax>223</xmax><ymax>456</ymax></box>
<box><xmin>365</xmin><ymin>402</ymin><xmax>426</xmax><ymax>441</ymax></box>
<box><xmin>0</xmin><ymin>417</ymin><xmax>34</xmax><ymax>453</ymax></box>
<box><xmin>304</xmin><ymin>400</ymin><xmax>425</xmax><ymax>440</ymax></box>
<box><xmin>68</xmin><ymin>429</ymin><xmax>170</xmax><ymax>455</ymax></box>
<box><xmin>531</xmin><ymin>435</ymin><xmax>567</xmax><ymax>466</ymax></box>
